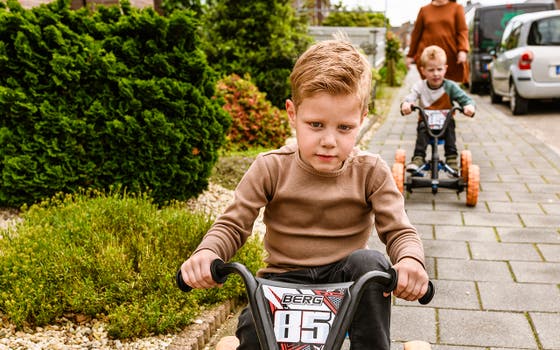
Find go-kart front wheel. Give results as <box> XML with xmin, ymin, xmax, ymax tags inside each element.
<box><xmin>392</xmin><ymin>162</ymin><xmax>405</xmax><ymax>194</ymax></box>
<box><xmin>395</xmin><ymin>149</ymin><xmax>406</xmax><ymax>165</ymax></box>
<box><xmin>460</xmin><ymin>150</ymin><xmax>472</xmax><ymax>184</ymax></box>
<box><xmin>466</xmin><ymin>164</ymin><xmax>479</xmax><ymax>207</ymax></box>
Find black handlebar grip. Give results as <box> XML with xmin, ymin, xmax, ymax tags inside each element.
<box><xmin>210</xmin><ymin>259</ymin><xmax>229</xmax><ymax>284</ymax></box>
<box><xmin>418</xmin><ymin>280</ymin><xmax>435</xmax><ymax>305</ymax></box>
<box><xmin>176</xmin><ymin>269</ymin><xmax>192</xmax><ymax>292</ymax></box>
<box><xmin>176</xmin><ymin>259</ymin><xmax>229</xmax><ymax>293</ymax></box>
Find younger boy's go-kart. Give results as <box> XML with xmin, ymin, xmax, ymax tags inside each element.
<box><xmin>392</xmin><ymin>106</ymin><xmax>480</xmax><ymax>207</ymax></box>
<box><xmin>176</xmin><ymin>259</ymin><xmax>434</xmax><ymax>350</ymax></box>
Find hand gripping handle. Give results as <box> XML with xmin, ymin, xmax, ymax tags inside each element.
<box><xmin>176</xmin><ymin>259</ymin><xmax>229</xmax><ymax>292</ymax></box>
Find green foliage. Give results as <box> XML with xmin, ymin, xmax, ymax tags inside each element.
<box><xmin>161</xmin><ymin>0</ymin><xmax>202</xmax><ymax>16</ymax></box>
<box><xmin>202</xmin><ymin>0</ymin><xmax>313</xmax><ymax>108</ymax></box>
<box><xmin>382</xmin><ymin>32</ymin><xmax>404</xmax><ymax>87</ymax></box>
<box><xmin>216</xmin><ymin>74</ymin><xmax>290</xmax><ymax>151</ymax></box>
<box><xmin>0</xmin><ymin>189</ymin><xmax>265</xmax><ymax>339</ymax></box>
<box><xmin>0</xmin><ymin>0</ymin><xmax>230</xmax><ymax>207</ymax></box>
<box><xmin>322</xmin><ymin>3</ymin><xmax>387</xmax><ymax>27</ymax></box>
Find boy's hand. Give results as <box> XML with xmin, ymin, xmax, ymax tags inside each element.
<box><xmin>180</xmin><ymin>249</ymin><xmax>222</xmax><ymax>289</ymax></box>
<box><xmin>387</xmin><ymin>257</ymin><xmax>429</xmax><ymax>301</ymax></box>
<box><xmin>463</xmin><ymin>104</ymin><xmax>475</xmax><ymax>117</ymax></box>
<box><xmin>401</xmin><ymin>102</ymin><xmax>413</xmax><ymax>116</ymax></box>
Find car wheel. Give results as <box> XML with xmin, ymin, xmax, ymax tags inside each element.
<box><xmin>509</xmin><ymin>83</ymin><xmax>528</xmax><ymax>115</ymax></box>
<box><xmin>469</xmin><ymin>81</ymin><xmax>479</xmax><ymax>94</ymax></box>
<box><xmin>489</xmin><ymin>81</ymin><xmax>502</xmax><ymax>104</ymax></box>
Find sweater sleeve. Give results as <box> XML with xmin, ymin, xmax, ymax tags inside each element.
<box><xmin>455</xmin><ymin>4</ymin><xmax>469</xmax><ymax>52</ymax></box>
<box><xmin>445</xmin><ymin>80</ymin><xmax>474</xmax><ymax>107</ymax></box>
<box><xmin>194</xmin><ymin>155</ymin><xmax>271</xmax><ymax>261</ymax></box>
<box><xmin>407</xmin><ymin>7</ymin><xmax>425</xmax><ymax>59</ymax></box>
<box><xmin>403</xmin><ymin>81</ymin><xmax>423</xmax><ymax>104</ymax></box>
<box><xmin>368</xmin><ymin>157</ymin><xmax>425</xmax><ymax>267</ymax></box>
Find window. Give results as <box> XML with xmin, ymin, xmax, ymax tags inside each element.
<box><xmin>529</xmin><ymin>16</ymin><xmax>560</xmax><ymax>45</ymax></box>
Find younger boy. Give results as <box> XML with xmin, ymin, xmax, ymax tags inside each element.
<box><xmin>180</xmin><ymin>39</ymin><xmax>429</xmax><ymax>350</ymax></box>
<box><xmin>401</xmin><ymin>45</ymin><xmax>475</xmax><ymax>174</ymax></box>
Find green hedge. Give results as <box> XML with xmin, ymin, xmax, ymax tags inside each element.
<box><xmin>0</xmin><ymin>0</ymin><xmax>230</xmax><ymax>207</ymax></box>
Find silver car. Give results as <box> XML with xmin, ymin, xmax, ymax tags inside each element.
<box><xmin>488</xmin><ymin>10</ymin><xmax>560</xmax><ymax>115</ymax></box>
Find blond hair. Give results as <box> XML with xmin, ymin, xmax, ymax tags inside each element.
<box><xmin>289</xmin><ymin>39</ymin><xmax>372</xmax><ymax>115</ymax></box>
<box><xmin>419</xmin><ymin>45</ymin><xmax>447</xmax><ymax>67</ymax></box>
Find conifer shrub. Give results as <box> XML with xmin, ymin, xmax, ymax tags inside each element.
<box><xmin>0</xmin><ymin>189</ymin><xmax>265</xmax><ymax>339</ymax></box>
<box><xmin>216</xmin><ymin>74</ymin><xmax>291</xmax><ymax>151</ymax></box>
<box><xmin>0</xmin><ymin>0</ymin><xmax>230</xmax><ymax>207</ymax></box>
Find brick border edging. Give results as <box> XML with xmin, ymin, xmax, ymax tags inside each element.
<box><xmin>168</xmin><ymin>299</ymin><xmax>241</xmax><ymax>350</ymax></box>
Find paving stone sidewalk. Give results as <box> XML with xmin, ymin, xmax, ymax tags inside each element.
<box><xmin>368</xmin><ymin>67</ymin><xmax>560</xmax><ymax>350</ymax></box>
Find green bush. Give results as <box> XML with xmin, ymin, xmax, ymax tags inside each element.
<box><xmin>0</xmin><ymin>0</ymin><xmax>230</xmax><ymax>207</ymax></box>
<box><xmin>0</xmin><ymin>189</ymin><xmax>265</xmax><ymax>339</ymax></box>
<box><xmin>201</xmin><ymin>0</ymin><xmax>312</xmax><ymax>108</ymax></box>
<box><xmin>216</xmin><ymin>74</ymin><xmax>291</xmax><ymax>151</ymax></box>
<box><xmin>379</xmin><ymin>32</ymin><xmax>406</xmax><ymax>87</ymax></box>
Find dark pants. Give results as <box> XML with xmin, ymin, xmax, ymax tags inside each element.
<box><xmin>235</xmin><ymin>249</ymin><xmax>392</xmax><ymax>350</ymax></box>
<box><xmin>413</xmin><ymin>119</ymin><xmax>457</xmax><ymax>160</ymax></box>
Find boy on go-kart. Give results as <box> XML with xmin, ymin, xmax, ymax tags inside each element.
<box><xmin>180</xmin><ymin>37</ymin><xmax>430</xmax><ymax>350</ymax></box>
<box><xmin>401</xmin><ymin>45</ymin><xmax>475</xmax><ymax>175</ymax></box>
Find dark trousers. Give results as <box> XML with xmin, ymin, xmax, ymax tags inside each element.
<box><xmin>235</xmin><ymin>249</ymin><xmax>392</xmax><ymax>350</ymax></box>
<box><xmin>413</xmin><ymin>118</ymin><xmax>458</xmax><ymax>159</ymax></box>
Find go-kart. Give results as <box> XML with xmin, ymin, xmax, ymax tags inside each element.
<box><xmin>177</xmin><ymin>259</ymin><xmax>434</xmax><ymax>350</ymax></box>
<box><xmin>392</xmin><ymin>106</ymin><xmax>479</xmax><ymax>207</ymax></box>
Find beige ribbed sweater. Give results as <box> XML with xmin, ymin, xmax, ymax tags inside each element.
<box><xmin>194</xmin><ymin>143</ymin><xmax>425</xmax><ymax>276</ymax></box>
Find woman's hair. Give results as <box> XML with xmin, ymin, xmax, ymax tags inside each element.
<box><xmin>289</xmin><ymin>38</ymin><xmax>372</xmax><ymax>115</ymax></box>
<box><xmin>419</xmin><ymin>45</ymin><xmax>447</xmax><ymax>67</ymax></box>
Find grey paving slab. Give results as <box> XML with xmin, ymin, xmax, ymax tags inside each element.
<box><xmin>496</xmin><ymin>227</ymin><xmax>560</xmax><ymax>244</ymax></box>
<box><xmin>469</xmin><ymin>241</ymin><xmax>542</xmax><ymax>261</ymax></box>
<box><xmin>390</xmin><ymin>305</ymin><xmax>436</xmax><ymax>343</ymax></box>
<box><xmin>478</xmin><ymin>181</ymin><xmax>530</xmax><ymax>193</ymax></box>
<box><xmin>462</xmin><ymin>212</ymin><xmax>524</xmax><ymax>227</ymax></box>
<box><xmin>396</xmin><ymin>279</ymin><xmax>480</xmax><ymax>310</ymax></box>
<box><xmin>520</xmin><ymin>213</ymin><xmax>560</xmax><ymax>228</ymax></box>
<box><xmin>438</xmin><ymin>309</ymin><xmax>537</xmax><ymax>348</ymax></box>
<box><xmin>437</xmin><ymin>258</ymin><xmax>513</xmax><ymax>282</ymax></box>
<box><xmin>434</xmin><ymin>225</ymin><xmax>497</xmax><ymax>241</ymax></box>
<box><xmin>510</xmin><ymin>261</ymin><xmax>560</xmax><ymax>284</ymax></box>
<box><xmin>406</xmin><ymin>209</ymin><xmax>463</xmax><ymax>226</ymax></box>
<box><xmin>508</xmin><ymin>191</ymin><xmax>559</xmax><ymax>203</ymax></box>
<box><xmin>422</xmin><ymin>239</ymin><xmax>470</xmax><ymax>259</ymax></box>
<box><xmin>477</xmin><ymin>281</ymin><xmax>560</xmax><ymax>312</ymax></box>
<box><xmin>486</xmin><ymin>201</ymin><xmax>545</xmax><ymax>214</ymax></box>
<box><xmin>530</xmin><ymin>312</ymin><xmax>560</xmax><ymax>349</ymax></box>
<box><xmin>541</xmin><ymin>202</ymin><xmax>560</xmax><ymax>215</ymax></box>
<box><xmin>537</xmin><ymin>244</ymin><xmax>560</xmax><ymax>262</ymax></box>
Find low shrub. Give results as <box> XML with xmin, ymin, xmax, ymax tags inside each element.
<box><xmin>216</xmin><ymin>74</ymin><xmax>291</xmax><ymax>152</ymax></box>
<box><xmin>0</xmin><ymin>189</ymin><xmax>265</xmax><ymax>339</ymax></box>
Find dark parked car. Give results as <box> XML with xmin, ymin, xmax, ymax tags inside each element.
<box><xmin>465</xmin><ymin>0</ymin><xmax>556</xmax><ymax>93</ymax></box>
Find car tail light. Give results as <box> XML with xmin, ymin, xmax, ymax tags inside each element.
<box><xmin>518</xmin><ymin>51</ymin><xmax>533</xmax><ymax>70</ymax></box>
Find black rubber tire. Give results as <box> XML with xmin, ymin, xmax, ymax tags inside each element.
<box><xmin>509</xmin><ymin>83</ymin><xmax>528</xmax><ymax>115</ymax></box>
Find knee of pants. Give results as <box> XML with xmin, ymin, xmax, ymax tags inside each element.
<box><xmin>345</xmin><ymin>249</ymin><xmax>391</xmax><ymax>277</ymax></box>
<box><xmin>235</xmin><ymin>307</ymin><xmax>260</xmax><ymax>349</ymax></box>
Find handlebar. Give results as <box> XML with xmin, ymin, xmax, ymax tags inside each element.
<box><xmin>411</xmin><ymin>105</ymin><xmax>464</xmax><ymax>115</ymax></box>
<box><xmin>176</xmin><ymin>259</ymin><xmax>434</xmax><ymax>305</ymax></box>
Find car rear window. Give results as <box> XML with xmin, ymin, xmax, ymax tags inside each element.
<box><xmin>528</xmin><ymin>16</ymin><xmax>560</xmax><ymax>45</ymax></box>
<box><xmin>478</xmin><ymin>5</ymin><xmax>553</xmax><ymax>51</ymax></box>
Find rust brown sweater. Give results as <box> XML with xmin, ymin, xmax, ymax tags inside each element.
<box><xmin>407</xmin><ymin>2</ymin><xmax>470</xmax><ymax>83</ymax></box>
<box><xmin>194</xmin><ymin>143</ymin><xmax>425</xmax><ymax>276</ymax></box>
